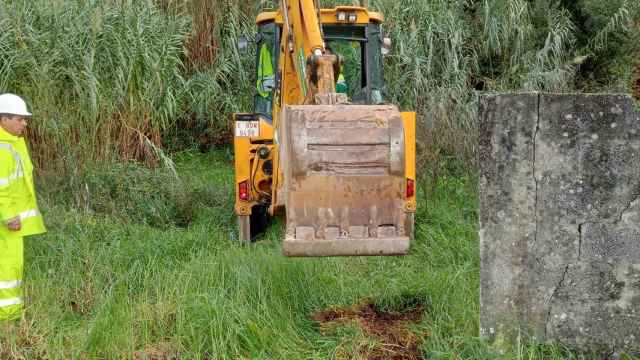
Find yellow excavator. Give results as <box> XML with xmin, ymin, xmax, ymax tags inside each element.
<box><xmin>233</xmin><ymin>0</ymin><xmax>416</xmax><ymax>257</ymax></box>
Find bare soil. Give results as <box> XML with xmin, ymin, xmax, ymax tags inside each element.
<box><xmin>133</xmin><ymin>342</ymin><xmax>180</xmax><ymax>360</ymax></box>
<box><xmin>313</xmin><ymin>300</ymin><xmax>427</xmax><ymax>360</ymax></box>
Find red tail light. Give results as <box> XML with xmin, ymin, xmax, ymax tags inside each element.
<box><xmin>406</xmin><ymin>179</ymin><xmax>415</xmax><ymax>198</ymax></box>
<box><xmin>239</xmin><ymin>181</ymin><xmax>250</xmax><ymax>201</ymax></box>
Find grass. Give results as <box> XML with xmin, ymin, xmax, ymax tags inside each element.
<box><xmin>0</xmin><ymin>0</ymin><xmax>638</xmax><ymax>358</ymax></box>
<box><xmin>0</xmin><ymin>150</ymin><xmax>615</xmax><ymax>360</ymax></box>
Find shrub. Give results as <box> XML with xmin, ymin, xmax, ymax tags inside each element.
<box><xmin>44</xmin><ymin>161</ymin><xmax>228</xmax><ymax>228</ymax></box>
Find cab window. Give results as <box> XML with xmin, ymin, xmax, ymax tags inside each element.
<box><xmin>254</xmin><ymin>22</ymin><xmax>279</xmax><ymax>117</ymax></box>
<box><xmin>323</xmin><ymin>24</ymin><xmax>385</xmax><ymax>105</ymax></box>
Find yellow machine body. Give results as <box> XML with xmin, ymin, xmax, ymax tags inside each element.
<box><xmin>233</xmin><ymin>2</ymin><xmax>416</xmax><ymax>256</ymax></box>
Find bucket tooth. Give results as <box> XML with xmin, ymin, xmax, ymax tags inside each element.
<box><xmin>316</xmin><ymin>207</ymin><xmax>327</xmax><ymax>239</ymax></box>
<box><xmin>296</xmin><ymin>226</ymin><xmax>315</xmax><ymax>241</ymax></box>
<box><xmin>368</xmin><ymin>205</ymin><xmax>379</xmax><ymax>238</ymax></box>
<box><xmin>287</xmin><ymin>206</ymin><xmax>297</xmax><ymax>238</ymax></box>
<box><xmin>349</xmin><ymin>226</ymin><xmax>368</xmax><ymax>239</ymax></box>
<box><xmin>396</xmin><ymin>211</ymin><xmax>406</xmax><ymax>237</ymax></box>
<box><xmin>327</xmin><ymin>208</ymin><xmax>336</xmax><ymax>225</ymax></box>
<box><xmin>377</xmin><ymin>226</ymin><xmax>397</xmax><ymax>238</ymax></box>
<box><xmin>286</xmin><ymin>225</ymin><xmax>296</xmax><ymax>238</ymax></box>
<box><xmin>325</xmin><ymin>226</ymin><xmax>340</xmax><ymax>240</ymax></box>
<box><xmin>340</xmin><ymin>206</ymin><xmax>350</xmax><ymax>237</ymax></box>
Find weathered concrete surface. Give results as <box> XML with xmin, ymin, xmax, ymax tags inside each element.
<box><xmin>479</xmin><ymin>93</ymin><xmax>640</xmax><ymax>357</ymax></box>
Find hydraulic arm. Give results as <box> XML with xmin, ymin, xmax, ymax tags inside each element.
<box><xmin>280</xmin><ymin>0</ymin><xmax>347</xmax><ymax>104</ymax></box>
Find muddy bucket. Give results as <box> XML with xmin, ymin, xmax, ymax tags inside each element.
<box><xmin>278</xmin><ymin>105</ymin><xmax>414</xmax><ymax>256</ymax></box>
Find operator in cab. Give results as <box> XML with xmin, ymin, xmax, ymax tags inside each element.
<box><xmin>0</xmin><ymin>94</ymin><xmax>46</xmax><ymax>323</ymax></box>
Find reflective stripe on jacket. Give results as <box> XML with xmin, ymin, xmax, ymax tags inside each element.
<box><xmin>0</xmin><ymin>126</ymin><xmax>46</xmax><ymax>237</ymax></box>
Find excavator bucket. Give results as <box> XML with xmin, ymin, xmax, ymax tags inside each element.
<box><xmin>279</xmin><ymin>105</ymin><xmax>414</xmax><ymax>257</ymax></box>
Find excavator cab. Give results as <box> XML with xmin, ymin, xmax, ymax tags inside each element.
<box><xmin>233</xmin><ymin>4</ymin><xmax>416</xmax><ymax>257</ymax></box>
<box><xmin>254</xmin><ymin>18</ymin><xmax>387</xmax><ymax>111</ymax></box>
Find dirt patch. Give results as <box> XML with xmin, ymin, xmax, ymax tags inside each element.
<box><xmin>0</xmin><ymin>319</ymin><xmax>45</xmax><ymax>359</ymax></box>
<box><xmin>313</xmin><ymin>300</ymin><xmax>427</xmax><ymax>360</ymax></box>
<box><xmin>133</xmin><ymin>342</ymin><xmax>180</xmax><ymax>360</ymax></box>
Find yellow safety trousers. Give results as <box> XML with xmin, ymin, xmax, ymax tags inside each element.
<box><xmin>0</xmin><ymin>232</ymin><xmax>23</xmax><ymax>321</ymax></box>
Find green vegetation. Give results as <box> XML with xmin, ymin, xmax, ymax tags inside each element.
<box><xmin>1</xmin><ymin>0</ymin><xmax>639</xmax><ymax>358</ymax></box>
<box><xmin>1</xmin><ymin>151</ymin><xmax>599</xmax><ymax>359</ymax></box>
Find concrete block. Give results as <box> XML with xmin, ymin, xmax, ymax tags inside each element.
<box><xmin>479</xmin><ymin>93</ymin><xmax>640</xmax><ymax>357</ymax></box>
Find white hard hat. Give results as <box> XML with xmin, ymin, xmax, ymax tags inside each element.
<box><xmin>0</xmin><ymin>93</ymin><xmax>32</xmax><ymax>117</ymax></box>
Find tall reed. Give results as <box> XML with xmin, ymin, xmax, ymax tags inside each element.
<box><xmin>0</xmin><ymin>0</ymin><xmax>637</xmax><ymax>174</ymax></box>
<box><xmin>0</xmin><ymin>0</ymin><xmax>190</xmax><ymax>170</ymax></box>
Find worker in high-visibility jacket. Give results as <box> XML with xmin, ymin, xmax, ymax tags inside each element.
<box><xmin>255</xmin><ymin>43</ymin><xmax>276</xmax><ymax>115</ymax></box>
<box><xmin>256</xmin><ymin>43</ymin><xmax>275</xmax><ymax>99</ymax></box>
<box><xmin>336</xmin><ymin>71</ymin><xmax>348</xmax><ymax>94</ymax></box>
<box><xmin>0</xmin><ymin>93</ymin><xmax>46</xmax><ymax>321</ymax></box>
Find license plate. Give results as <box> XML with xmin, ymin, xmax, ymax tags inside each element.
<box><xmin>235</xmin><ymin>121</ymin><xmax>260</xmax><ymax>137</ymax></box>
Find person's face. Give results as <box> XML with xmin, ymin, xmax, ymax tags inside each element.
<box><xmin>0</xmin><ymin>115</ymin><xmax>28</xmax><ymax>136</ymax></box>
